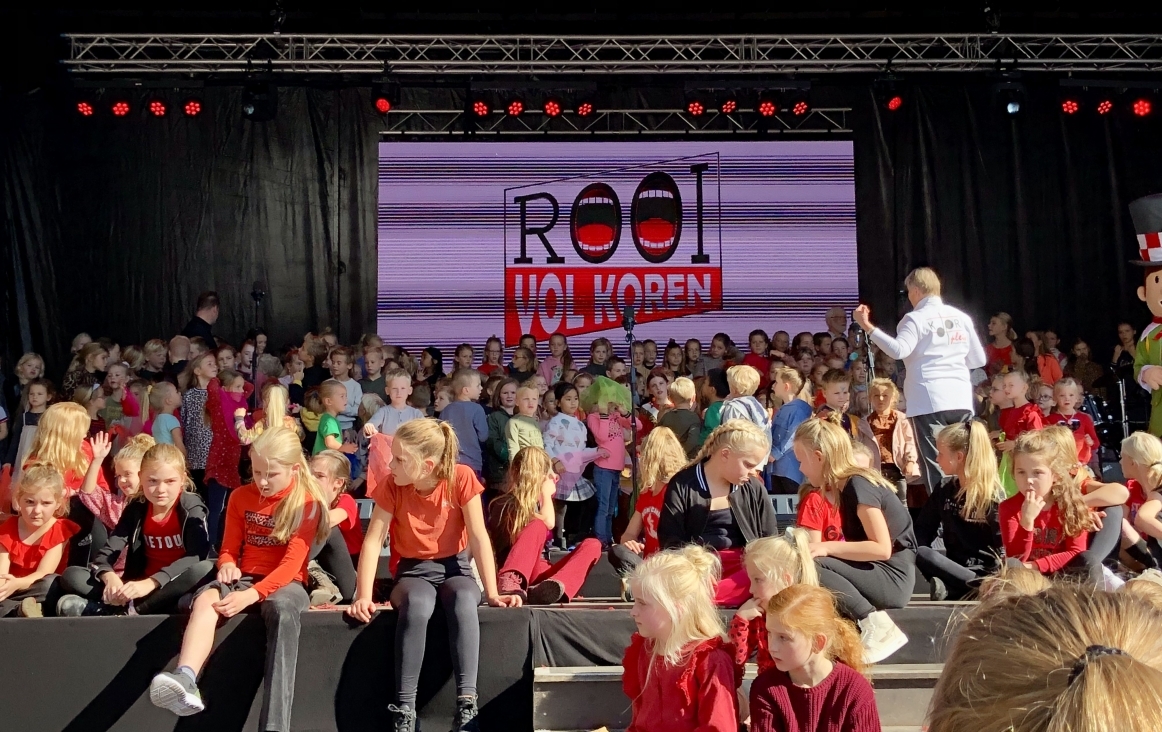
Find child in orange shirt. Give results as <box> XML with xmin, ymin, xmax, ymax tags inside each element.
<box><xmin>149</xmin><ymin>427</ymin><xmax>329</xmax><ymax>730</ymax></box>
<box><xmin>0</xmin><ymin>465</ymin><xmax>79</xmax><ymax>616</ymax></box>
<box><xmin>347</xmin><ymin>418</ymin><xmax>518</xmax><ymax>732</ymax></box>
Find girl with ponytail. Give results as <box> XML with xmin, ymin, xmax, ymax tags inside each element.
<box><xmin>914</xmin><ymin>418</ymin><xmax>1004</xmax><ymax>600</ymax></box>
<box><xmin>749</xmin><ymin>584</ymin><xmax>880</xmax><ymax>732</ymax></box>
<box><xmin>623</xmin><ymin>546</ymin><xmax>737</xmax><ymax>732</ymax></box>
<box><xmin>346</xmin><ymin>418</ymin><xmax>516</xmax><ymax>732</ymax></box>
<box><xmin>657</xmin><ymin>420</ymin><xmax>779</xmax><ymax>607</ymax></box>
<box><xmin>149</xmin><ymin>426</ymin><xmax>328</xmax><ymax>731</ymax></box>
<box><xmin>1123</xmin><ymin>432</ymin><xmax>1162</xmax><ymax>569</ymax></box>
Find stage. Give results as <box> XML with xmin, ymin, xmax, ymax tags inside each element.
<box><xmin>0</xmin><ymin>596</ymin><xmax>964</xmax><ymax>732</ymax></box>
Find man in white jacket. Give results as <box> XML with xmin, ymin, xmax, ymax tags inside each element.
<box><xmin>853</xmin><ymin>267</ymin><xmax>987</xmax><ymax>492</ymax></box>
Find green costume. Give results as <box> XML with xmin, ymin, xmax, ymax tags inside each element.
<box><xmin>1134</xmin><ymin>322</ymin><xmax>1162</xmax><ymax>437</ymax></box>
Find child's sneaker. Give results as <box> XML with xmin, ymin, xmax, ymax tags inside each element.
<box><xmin>149</xmin><ymin>669</ymin><xmax>205</xmax><ymax>716</ymax></box>
<box><xmin>859</xmin><ymin>610</ymin><xmax>908</xmax><ymax>664</ymax></box>
<box><xmin>56</xmin><ymin>594</ymin><xmax>90</xmax><ymax>617</ymax></box>
<box><xmin>18</xmin><ymin>597</ymin><xmax>43</xmax><ymax>617</ymax></box>
<box><xmin>307</xmin><ymin>561</ymin><xmax>343</xmax><ymax>606</ymax></box>
<box><xmin>525</xmin><ymin>578</ymin><xmax>566</xmax><ymax>605</ymax></box>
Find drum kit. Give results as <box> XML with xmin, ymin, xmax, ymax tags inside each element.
<box><xmin>1081</xmin><ymin>378</ymin><xmax>1148</xmax><ymax>461</ymax></box>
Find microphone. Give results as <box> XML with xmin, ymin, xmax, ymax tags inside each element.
<box><xmin>622</xmin><ymin>304</ymin><xmax>635</xmax><ymax>333</ymax></box>
<box><xmin>850</xmin><ymin>323</ymin><xmax>864</xmax><ymax>349</ymax></box>
<box><xmin>251</xmin><ymin>280</ymin><xmax>266</xmax><ymax>304</ymax></box>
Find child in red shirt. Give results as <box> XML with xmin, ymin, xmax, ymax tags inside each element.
<box><xmin>149</xmin><ymin>426</ymin><xmax>329</xmax><ymax>729</ymax></box>
<box><xmin>749</xmin><ymin>584</ymin><xmax>880</xmax><ymax>732</ymax></box>
<box><xmin>0</xmin><ymin>465</ymin><xmax>78</xmax><ymax>616</ymax></box>
<box><xmin>743</xmin><ymin>329</ymin><xmax>773</xmax><ymax>390</ymax></box>
<box><xmin>623</xmin><ymin>546</ymin><xmax>737</xmax><ymax>732</ymax></box>
<box><xmin>1044</xmin><ymin>378</ymin><xmax>1100</xmax><ymax>465</ymax></box>
<box><xmin>609</xmin><ymin>427</ymin><xmax>688</xmax><ymax>578</ymax></box>
<box><xmin>307</xmin><ymin>449</ymin><xmax>364</xmax><ymax>604</ymax></box>
<box><xmin>997</xmin><ymin>370</ymin><xmax>1043</xmax><ymax>450</ymax></box>
<box><xmin>1116</xmin><ymin>432</ymin><xmax>1162</xmax><ymax>570</ymax></box>
<box><xmin>796</xmin><ymin>485</ymin><xmax>844</xmax><ymax>543</ymax></box>
<box><xmin>999</xmin><ymin>430</ymin><xmax>1094</xmax><ymax>577</ymax></box>
<box><xmin>204</xmin><ymin>371</ymin><xmax>255</xmax><ymax>546</ymax></box>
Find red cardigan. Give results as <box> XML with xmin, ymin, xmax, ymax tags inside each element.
<box><xmin>622</xmin><ymin>634</ymin><xmax>737</xmax><ymax>732</ymax></box>
<box><xmin>749</xmin><ymin>662</ymin><xmax>881</xmax><ymax>732</ymax></box>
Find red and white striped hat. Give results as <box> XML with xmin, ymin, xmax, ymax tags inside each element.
<box><xmin>1130</xmin><ymin>193</ymin><xmax>1162</xmax><ymax>267</ymax></box>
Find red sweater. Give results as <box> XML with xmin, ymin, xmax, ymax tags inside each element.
<box><xmin>998</xmin><ymin>492</ymin><xmax>1088</xmax><ymax>574</ymax></box>
<box><xmin>749</xmin><ymin>662</ymin><xmax>881</xmax><ymax>732</ymax></box>
<box><xmin>218</xmin><ymin>480</ymin><xmax>321</xmax><ymax>598</ymax></box>
<box><xmin>622</xmin><ymin>634</ymin><xmax>737</xmax><ymax>732</ymax></box>
<box><xmin>1044</xmin><ymin>411</ymin><xmax>1099</xmax><ymax>464</ymax></box>
<box><xmin>998</xmin><ymin>402</ymin><xmax>1043</xmax><ymax>441</ymax></box>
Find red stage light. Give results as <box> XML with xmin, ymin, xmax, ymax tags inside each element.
<box><xmin>757</xmin><ymin>99</ymin><xmax>777</xmax><ymax>117</ymax></box>
<box><xmin>76</xmin><ymin>101</ymin><xmax>94</xmax><ymax>117</ymax></box>
<box><xmin>472</xmin><ymin>100</ymin><xmax>490</xmax><ymax>117</ymax></box>
<box><xmin>183</xmin><ymin>99</ymin><xmax>203</xmax><ymax>116</ymax></box>
<box><xmin>576</xmin><ymin>101</ymin><xmax>594</xmax><ymax>117</ymax></box>
<box><xmin>1096</xmin><ymin>99</ymin><xmax>1114</xmax><ymax>115</ymax></box>
<box><xmin>149</xmin><ymin>100</ymin><xmax>167</xmax><ymax>117</ymax></box>
<box><xmin>886</xmin><ymin>95</ymin><xmax>904</xmax><ymax>111</ymax></box>
<box><xmin>791</xmin><ymin>100</ymin><xmax>810</xmax><ymax>116</ymax></box>
<box><xmin>1061</xmin><ymin>99</ymin><xmax>1080</xmax><ymax>115</ymax></box>
<box><xmin>374</xmin><ymin>97</ymin><xmax>392</xmax><ymax>114</ymax></box>
<box><xmin>720</xmin><ymin>99</ymin><xmax>738</xmax><ymax>114</ymax></box>
<box><xmin>543</xmin><ymin>99</ymin><xmax>562</xmax><ymax>117</ymax></box>
<box><xmin>506</xmin><ymin>99</ymin><xmax>524</xmax><ymax>116</ymax></box>
<box><xmin>686</xmin><ymin>100</ymin><xmax>705</xmax><ymax>116</ymax></box>
<box><xmin>111</xmin><ymin>101</ymin><xmax>131</xmax><ymax>117</ymax></box>
<box><xmin>1133</xmin><ymin>98</ymin><xmax>1152</xmax><ymax>117</ymax></box>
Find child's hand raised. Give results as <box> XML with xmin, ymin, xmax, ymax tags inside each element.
<box><xmin>89</xmin><ymin>432</ymin><xmax>113</xmax><ymax>463</ymax></box>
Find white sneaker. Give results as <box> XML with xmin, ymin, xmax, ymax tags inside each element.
<box><xmin>1101</xmin><ymin>565</ymin><xmax>1126</xmax><ymax>591</ymax></box>
<box><xmin>859</xmin><ymin>610</ymin><xmax>908</xmax><ymax>664</ymax></box>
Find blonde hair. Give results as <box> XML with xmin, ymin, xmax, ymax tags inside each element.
<box><xmin>744</xmin><ymin>527</ymin><xmax>819</xmax><ymax>588</ymax></box>
<box><xmin>68</xmin><ymin>342</ymin><xmax>107</xmax><ymax>374</ymax></box>
<box><xmin>249</xmin><ymin>427</ymin><xmax>331</xmax><ymax>544</ymax></box>
<box><xmin>13</xmin><ymin>464</ymin><xmax>69</xmax><ymax>516</ymax></box>
<box><xmin>311</xmin><ymin>449</ymin><xmax>352</xmax><ymax>502</ymax></box>
<box><xmin>639</xmin><ymin>427</ymin><xmax>688</xmax><ymax>493</ymax></box>
<box><xmin>766</xmin><ymin>584</ymin><xmax>866</xmax><ymax>677</ymax></box>
<box><xmin>393</xmin><ymin>418</ymin><xmax>460</xmax><ymax>487</ymax></box>
<box><xmin>937</xmin><ymin>419</ymin><xmax>1003</xmax><ymax>522</ymax></box>
<box><xmin>772</xmin><ymin>366</ymin><xmax>804</xmax><ymax>393</ymax></box>
<box><xmin>178</xmin><ymin>352</ymin><xmax>216</xmax><ymax>392</ymax></box>
<box><xmin>688</xmin><ymin>419</ymin><xmax>772</xmax><ymax>469</ymax></box>
<box><xmin>494</xmin><ymin>447</ymin><xmax>553</xmax><ymax>546</ymax></box>
<box><xmin>1054</xmin><ymin>376</ymin><xmax>1083</xmax><ymax>397</ymax></box>
<box><xmin>138</xmin><ymin>443</ymin><xmax>194</xmax><ymax>498</ymax></box>
<box><xmin>1012</xmin><ymin>429</ymin><xmax>1093</xmax><ymax>538</ymax></box>
<box><xmin>27</xmin><ymin>402</ymin><xmax>92</xmax><ymax>478</ymax></box>
<box><xmin>928</xmin><ymin>585</ymin><xmax>1162</xmax><ymax>732</ymax></box>
<box><xmin>116</xmin><ymin>433</ymin><xmax>157</xmax><ymax>464</ymax></box>
<box><xmin>668</xmin><ymin>377</ymin><xmax>696</xmax><ymax>406</ymax></box>
<box><xmin>451</xmin><ymin>368</ymin><xmax>482</xmax><ymax>394</ymax></box>
<box><xmin>793</xmin><ymin>417</ymin><xmax>894</xmax><ymax>493</ymax></box>
<box><xmin>15</xmin><ymin>352</ymin><xmax>44</xmax><ymax>378</ymax></box>
<box><xmin>869</xmin><ymin>377</ymin><xmax>899</xmax><ymax>409</ymax></box>
<box><xmin>976</xmin><ymin>563</ymin><xmax>1052</xmax><ymax>602</ymax></box>
<box><xmin>262</xmin><ymin>383</ymin><xmax>291</xmax><ymax>430</ymax></box>
<box><xmin>148</xmin><ymin>382</ymin><xmax>178</xmax><ymax>414</ymax></box>
<box><xmin>143</xmin><ymin>339</ymin><xmax>167</xmax><ymax>359</ymax></box>
<box><xmin>904</xmin><ymin>267</ymin><xmax>941</xmax><ymax>297</ymax></box>
<box><xmin>629</xmin><ymin>546</ymin><xmax>725</xmax><ymax>666</ymax></box>
<box><xmin>320</xmin><ymin>379</ymin><xmax>347</xmax><ymax>402</ymax></box>
<box><xmin>72</xmin><ymin>382</ymin><xmax>106</xmax><ymax>410</ymax></box>
<box><xmin>1122</xmin><ymin>570</ymin><xmax>1162</xmax><ymax>611</ymax></box>
<box><xmin>726</xmin><ymin>365</ymin><xmax>760</xmax><ymax>396</ymax></box>
<box><xmin>992</xmin><ymin>311</ymin><xmax>1018</xmax><ymax>342</ymax></box>
<box><xmin>1121</xmin><ymin>432</ymin><xmax>1162</xmax><ymax>492</ymax></box>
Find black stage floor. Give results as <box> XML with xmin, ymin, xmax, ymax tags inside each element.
<box><xmin>0</xmin><ymin>598</ymin><xmax>963</xmax><ymax>732</ymax></box>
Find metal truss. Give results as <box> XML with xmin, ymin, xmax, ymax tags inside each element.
<box><xmin>63</xmin><ymin>34</ymin><xmax>1162</xmax><ymax>75</ymax></box>
<box><xmin>377</xmin><ymin>107</ymin><xmax>850</xmax><ymax>135</ymax></box>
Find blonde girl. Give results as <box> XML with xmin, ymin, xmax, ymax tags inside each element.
<box><xmin>791</xmin><ymin>417</ymin><xmax>915</xmax><ymax>663</ymax></box>
<box><xmin>1123</xmin><ymin>432</ymin><xmax>1162</xmax><ymax>569</ymax></box>
<box><xmin>611</xmin><ymin>426</ymin><xmax>687</xmax><ymax>576</ymax></box>
<box><xmin>491</xmin><ymin>447</ymin><xmax>603</xmax><ymax>605</ymax></box>
<box><xmin>769</xmin><ymin>366</ymin><xmax>814</xmax><ymax>496</ymax></box>
<box><xmin>928</xmin><ymin>585</ymin><xmax>1162</xmax><ymax>732</ymax></box>
<box><xmin>542</xmin><ymin>381</ymin><xmax>602</xmax><ymax>549</ymax></box>
<box><xmin>862</xmin><ymin>377</ymin><xmax>920</xmax><ymax>488</ymax></box>
<box><xmin>9</xmin><ymin>352</ymin><xmax>45</xmax><ymax>414</ymax></box>
<box><xmin>307</xmin><ymin>449</ymin><xmax>363</xmax><ymax>604</ymax></box>
<box><xmin>657</xmin><ymin>420</ymin><xmax>778</xmax><ymax>607</ymax></box>
<box><xmin>141</xmin><ymin>339</ymin><xmax>169</xmax><ymax>380</ymax></box>
<box><xmin>985</xmin><ymin>311</ymin><xmax>1017</xmax><ymax>376</ymax></box>
<box><xmin>25</xmin><ymin>403</ymin><xmax>120</xmax><ymax>559</ymax></box>
<box><xmin>622</xmin><ymin>546</ymin><xmax>737</xmax><ymax>732</ymax></box>
<box><xmin>57</xmin><ymin>443</ymin><xmax>214</xmax><ymax>616</ymax></box>
<box><xmin>347</xmin><ymin>418</ymin><xmax>516</xmax><ymax>732</ymax></box>
<box><xmin>999</xmin><ymin>429</ymin><xmax>1098</xmax><ymax>581</ymax></box>
<box><xmin>3</xmin><ymin>378</ymin><xmax>53</xmax><ymax>480</ymax></box>
<box><xmin>505</xmin><ymin>384</ymin><xmax>545</xmax><ymax>457</ymax></box>
<box><xmin>749</xmin><ymin>584</ymin><xmax>879</xmax><ymax>732</ymax></box>
<box><xmin>61</xmin><ymin>342</ymin><xmax>109</xmax><ymax>401</ymax></box>
<box><xmin>178</xmin><ymin>351</ymin><xmax>219</xmax><ymax>500</ymax></box>
<box><xmin>915</xmin><ymin>419</ymin><xmax>1004</xmax><ymax>600</ymax></box>
<box><xmin>149</xmin><ymin>427</ymin><xmax>329</xmax><ymax>729</ymax></box>
<box><xmin>236</xmin><ymin>382</ymin><xmax>300</xmax><ymax>445</ymax></box>
<box><xmin>0</xmin><ymin>465</ymin><xmax>78</xmax><ymax>617</ymax></box>
<box><xmin>148</xmin><ymin>382</ymin><xmax>186</xmax><ymax>454</ymax></box>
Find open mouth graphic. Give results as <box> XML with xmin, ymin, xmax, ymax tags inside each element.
<box><xmin>631</xmin><ymin>172</ymin><xmax>682</xmax><ymax>263</ymax></box>
<box><xmin>570</xmin><ymin>182</ymin><xmax>622</xmax><ymax>264</ymax></box>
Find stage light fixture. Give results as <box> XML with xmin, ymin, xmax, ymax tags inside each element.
<box><xmin>756</xmin><ymin>95</ymin><xmax>778</xmax><ymax>117</ymax></box>
<box><xmin>470</xmin><ymin>98</ymin><xmax>491</xmax><ymax>117</ymax></box>
<box><xmin>575</xmin><ymin>100</ymin><xmax>595</xmax><ymax>117</ymax></box>
<box><xmin>505</xmin><ymin>97</ymin><xmax>525</xmax><ymax>116</ymax></box>
<box><xmin>1096</xmin><ymin>98</ymin><xmax>1114</xmax><ymax>115</ymax></box>
<box><xmin>543</xmin><ymin>97</ymin><xmax>563</xmax><ymax>117</ymax></box>
<box><xmin>241</xmin><ymin>84</ymin><xmax>278</xmax><ymax>122</ymax></box>
<box><xmin>374</xmin><ymin>96</ymin><xmax>392</xmax><ymax>114</ymax></box>
<box><xmin>183</xmin><ymin>98</ymin><xmax>203</xmax><ymax>117</ymax></box>
<box><xmin>1061</xmin><ymin>97</ymin><xmax>1080</xmax><ymax>115</ymax></box>
<box><xmin>874</xmin><ymin>76</ymin><xmax>906</xmax><ymax>112</ymax></box>
<box><xmin>886</xmin><ymin>95</ymin><xmax>904</xmax><ymax>111</ymax></box>
<box><xmin>373</xmin><ymin>81</ymin><xmax>398</xmax><ymax>116</ymax></box>
<box><xmin>993</xmin><ymin>81</ymin><xmax>1026</xmax><ymax>115</ymax></box>
<box><xmin>719</xmin><ymin>94</ymin><xmax>739</xmax><ymax>115</ymax></box>
<box><xmin>111</xmin><ymin>100</ymin><xmax>131</xmax><ymax>117</ymax></box>
<box><xmin>76</xmin><ymin>100</ymin><xmax>95</xmax><ymax>117</ymax></box>
<box><xmin>1133</xmin><ymin>96</ymin><xmax>1153</xmax><ymax>117</ymax></box>
<box><xmin>148</xmin><ymin>99</ymin><xmax>168</xmax><ymax>117</ymax></box>
<box><xmin>686</xmin><ymin>99</ymin><xmax>705</xmax><ymax>116</ymax></box>
<box><xmin>786</xmin><ymin>91</ymin><xmax>811</xmax><ymax>116</ymax></box>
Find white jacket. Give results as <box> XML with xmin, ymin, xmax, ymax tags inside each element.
<box><xmin>869</xmin><ymin>296</ymin><xmax>987</xmax><ymax>417</ymax></box>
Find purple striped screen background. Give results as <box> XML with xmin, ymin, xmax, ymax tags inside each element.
<box><xmin>377</xmin><ymin>140</ymin><xmax>857</xmax><ymax>355</ymax></box>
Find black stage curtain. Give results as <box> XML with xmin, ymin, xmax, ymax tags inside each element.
<box><xmin>4</xmin><ymin>82</ymin><xmax>1162</xmax><ymax>375</ymax></box>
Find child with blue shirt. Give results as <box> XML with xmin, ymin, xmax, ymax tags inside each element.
<box><xmin>363</xmin><ymin>369</ymin><xmax>425</xmax><ymax>437</ymax></box>
<box><xmin>769</xmin><ymin>366</ymin><xmax>813</xmax><ymax>494</ymax></box>
<box><xmin>438</xmin><ymin>369</ymin><xmax>489</xmax><ymax>476</ymax></box>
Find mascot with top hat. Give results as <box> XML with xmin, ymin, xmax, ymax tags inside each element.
<box><xmin>1130</xmin><ymin>193</ymin><xmax>1162</xmax><ymax>437</ymax></box>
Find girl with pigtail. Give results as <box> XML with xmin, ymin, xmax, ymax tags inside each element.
<box><xmin>914</xmin><ymin>418</ymin><xmax>1005</xmax><ymax>600</ymax></box>
<box><xmin>347</xmin><ymin>418</ymin><xmax>517</xmax><ymax>732</ymax></box>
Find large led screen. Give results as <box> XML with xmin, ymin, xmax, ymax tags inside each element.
<box><xmin>377</xmin><ymin>140</ymin><xmax>856</xmax><ymax>353</ymax></box>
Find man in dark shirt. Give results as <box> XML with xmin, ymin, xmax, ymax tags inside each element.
<box><xmin>181</xmin><ymin>291</ymin><xmax>220</xmax><ymax>346</ymax></box>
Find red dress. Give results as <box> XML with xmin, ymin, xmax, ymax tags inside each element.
<box><xmin>0</xmin><ymin>517</ymin><xmax>80</xmax><ymax>576</ymax></box>
<box><xmin>205</xmin><ymin>378</ymin><xmax>254</xmax><ymax>490</ymax></box>
<box><xmin>622</xmin><ymin>634</ymin><xmax>738</xmax><ymax>732</ymax></box>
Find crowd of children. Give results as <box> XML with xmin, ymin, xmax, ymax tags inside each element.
<box><xmin>4</xmin><ymin>307</ymin><xmax>1162</xmax><ymax>732</ymax></box>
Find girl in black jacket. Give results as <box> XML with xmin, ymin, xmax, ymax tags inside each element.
<box><xmin>658</xmin><ymin>419</ymin><xmax>779</xmax><ymax>607</ymax></box>
<box><xmin>56</xmin><ymin>442</ymin><xmax>214</xmax><ymax>615</ymax></box>
<box><xmin>914</xmin><ymin>419</ymin><xmax>1004</xmax><ymax>600</ymax></box>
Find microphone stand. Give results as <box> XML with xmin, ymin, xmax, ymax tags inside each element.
<box><xmin>623</xmin><ymin>306</ymin><xmax>639</xmax><ymax>494</ymax></box>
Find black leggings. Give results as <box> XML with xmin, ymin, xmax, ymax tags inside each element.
<box><xmin>915</xmin><ymin>547</ymin><xmax>993</xmax><ymax>600</ymax></box>
<box><xmin>310</xmin><ymin>527</ymin><xmax>358</xmax><ymax>602</ymax></box>
<box><xmin>58</xmin><ymin>559</ymin><xmax>216</xmax><ymax>614</ymax></box>
<box><xmin>0</xmin><ymin>575</ymin><xmax>59</xmax><ymax>616</ymax></box>
<box><xmin>390</xmin><ymin>552</ymin><xmax>481</xmax><ymax>707</ymax></box>
<box><xmin>607</xmin><ymin>544</ymin><xmax>644</xmax><ymax>576</ymax></box>
<box><xmin>1062</xmin><ymin>504</ymin><xmax>1123</xmax><ymax>585</ymax></box>
<box><xmin>67</xmin><ymin>497</ymin><xmax>108</xmax><ymax>569</ymax></box>
<box><xmin>816</xmin><ymin>549</ymin><xmax>916</xmax><ymax>620</ymax></box>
